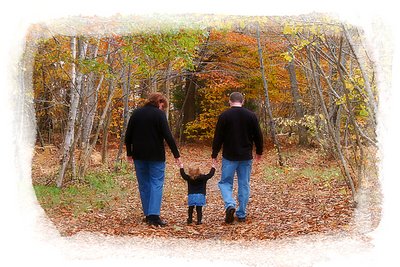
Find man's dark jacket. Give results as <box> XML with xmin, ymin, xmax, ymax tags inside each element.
<box><xmin>212</xmin><ymin>106</ymin><xmax>263</xmax><ymax>161</ymax></box>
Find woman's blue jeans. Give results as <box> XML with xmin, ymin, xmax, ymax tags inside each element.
<box><xmin>218</xmin><ymin>158</ymin><xmax>252</xmax><ymax>219</ymax></box>
<box><xmin>134</xmin><ymin>160</ymin><xmax>166</xmax><ymax>216</ymax></box>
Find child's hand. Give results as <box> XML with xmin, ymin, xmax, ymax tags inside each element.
<box><xmin>175</xmin><ymin>157</ymin><xmax>183</xmax><ymax>168</ymax></box>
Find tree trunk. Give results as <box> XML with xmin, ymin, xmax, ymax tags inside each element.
<box><xmin>307</xmin><ymin>47</ymin><xmax>356</xmax><ymax>201</ymax></box>
<box><xmin>164</xmin><ymin>60</ymin><xmax>172</xmax><ymax>122</ymax></box>
<box><xmin>101</xmin><ymin>106</ymin><xmax>112</xmax><ymax>164</ymax></box>
<box><xmin>39</xmin><ymin>65</ymin><xmax>53</xmax><ymax>144</ymax></box>
<box><xmin>56</xmin><ymin>37</ymin><xmax>82</xmax><ymax>187</ymax></box>
<box><xmin>337</xmin><ymin>36</ymin><xmax>365</xmax><ymax>190</ymax></box>
<box><xmin>286</xmin><ymin>46</ymin><xmax>308</xmax><ymax>146</ymax></box>
<box><xmin>115</xmin><ymin>64</ymin><xmax>131</xmax><ymax>170</ymax></box>
<box><xmin>79</xmin><ymin>77</ymin><xmax>117</xmax><ymax>177</ymax></box>
<box><xmin>178</xmin><ymin>28</ymin><xmax>211</xmax><ymax>143</ymax></box>
<box><xmin>101</xmin><ymin>79</ymin><xmax>116</xmax><ymax>164</ymax></box>
<box><xmin>178</xmin><ymin>71</ymin><xmax>197</xmax><ymax>143</ymax></box>
<box><xmin>81</xmin><ymin>40</ymin><xmax>101</xmax><ymax>149</ymax></box>
<box><xmin>78</xmin><ymin>39</ymin><xmax>110</xmax><ymax>176</ymax></box>
<box><xmin>256</xmin><ymin>23</ymin><xmax>284</xmax><ymax>166</ymax></box>
<box><xmin>342</xmin><ymin>25</ymin><xmax>377</xmax><ymax>125</ymax></box>
<box><xmin>182</xmin><ymin>73</ymin><xmax>197</xmax><ymax>125</ymax></box>
<box><xmin>36</xmin><ymin>127</ymin><xmax>45</xmax><ymax>147</ymax></box>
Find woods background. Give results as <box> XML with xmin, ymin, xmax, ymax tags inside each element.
<box><xmin>26</xmin><ymin>14</ymin><xmax>378</xmax><ymax>201</ymax></box>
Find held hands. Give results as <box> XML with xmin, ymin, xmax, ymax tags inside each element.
<box><xmin>175</xmin><ymin>157</ymin><xmax>183</xmax><ymax>168</ymax></box>
<box><xmin>211</xmin><ymin>158</ymin><xmax>217</xmax><ymax>168</ymax></box>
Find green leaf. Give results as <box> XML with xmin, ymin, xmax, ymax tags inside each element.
<box><xmin>283</xmin><ymin>24</ymin><xmax>294</xmax><ymax>35</ymax></box>
<box><xmin>280</xmin><ymin>52</ymin><xmax>293</xmax><ymax>62</ymax></box>
<box><xmin>359</xmin><ymin>108</ymin><xmax>369</xmax><ymax>117</ymax></box>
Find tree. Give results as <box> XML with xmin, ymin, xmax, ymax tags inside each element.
<box><xmin>56</xmin><ymin>36</ymin><xmax>86</xmax><ymax>187</ymax></box>
<box><xmin>285</xmin><ymin>43</ymin><xmax>308</xmax><ymax>146</ymax></box>
<box><xmin>183</xmin><ymin>28</ymin><xmax>263</xmax><ymax>140</ymax></box>
<box><xmin>256</xmin><ymin>22</ymin><xmax>284</xmax><ymax>166</ymax></box>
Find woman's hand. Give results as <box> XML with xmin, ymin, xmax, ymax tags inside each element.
<box><xmin>175</xmin><ymin>157</ymin><xmax>183</xmax><ymax>168</ymax></box>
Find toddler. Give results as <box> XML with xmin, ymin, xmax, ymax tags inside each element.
<box><xmin>180</xmin><ymin>163</ymin><xmax>215</xmax><ymax>225</ymax></box>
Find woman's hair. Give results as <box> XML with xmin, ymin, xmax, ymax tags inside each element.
<box><xmin>145</xmin><ymin>92</ymin><xmax>168</xmax><ymax>109</ymax></box>
<box><xmin>188</xmin><ymin>167</ymin><xmax>201</xmax><ymax>180</ymax></box>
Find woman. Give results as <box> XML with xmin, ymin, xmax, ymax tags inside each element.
<box><xmin>125</xmin><ymin>92</ymin><xmax>181</xmax><ymax>227</ymax></box>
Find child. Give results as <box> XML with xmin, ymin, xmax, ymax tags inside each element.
<box><xmin>180</xmin><ymin>163</ymin><xmax>215</xmax><ymax>225</ymax></box>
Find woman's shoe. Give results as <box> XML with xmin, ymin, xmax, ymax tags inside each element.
<box><xmin>147</xmin><ymin>215</ymin><xmax>167</xmax><ymax>227</ymax></box>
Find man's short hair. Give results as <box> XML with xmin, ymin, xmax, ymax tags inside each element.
<box><xmin>229</xmin><ymin>92</ymin><xmax>244</xmax><ymax>103</ymax></box>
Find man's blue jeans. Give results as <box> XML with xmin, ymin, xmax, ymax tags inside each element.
<box><xmin>134</xmin><ymin>160</ymin><xmax>166</xmax><ymax>216</ymax></box>
<box><xmin>218</xmin><ymin>158</ymin><xmax>252</xmax><ymax>219</ymax></box>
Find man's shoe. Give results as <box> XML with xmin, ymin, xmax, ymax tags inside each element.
<box><xmin>225</xmin><ymin>206</ymin><xmax>235</xmax><ymax>224</ymax></box>
<box><xmin>237</xmin><ymin>217</ymin><xmax>246</xmax><ymax>223</ymax></box>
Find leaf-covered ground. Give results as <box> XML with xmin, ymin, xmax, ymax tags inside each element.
<box><xmin>32</xmin><ymin>143</ymin><xmax>381</xmax><ymax>241</ymax></box>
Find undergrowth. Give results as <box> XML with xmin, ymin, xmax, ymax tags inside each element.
<box><xmin>34</xmin><ymin>171</ymin><xmax>129</xmax><ymax>216</ymax></box>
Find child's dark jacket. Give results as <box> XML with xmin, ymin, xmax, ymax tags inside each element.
<box><xmin>180</xmin><ymin>167</ymin><xmax>215</xmax><ymax>195</ymax></box>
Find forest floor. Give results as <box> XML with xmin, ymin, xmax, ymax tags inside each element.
<box><xmin>31</xmin><ymin>142</ymin><xmax>382</xmax><ymax>242</ymax></box>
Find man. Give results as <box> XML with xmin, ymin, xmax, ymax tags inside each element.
<box><xmin>125</xmin><ymin>92</ymin><xmax>181</xmax><ymax>227</ymax></box>
<box><xmin>212</xmin><ymin>92</ymin><xmax>263</xmax><ymax>224</ymax></box>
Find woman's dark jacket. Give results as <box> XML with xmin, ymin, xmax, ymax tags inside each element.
<box><xmin>125</xmin><ymin>104</ymin><xmax>180</xmax><ymax>161</ymax></box>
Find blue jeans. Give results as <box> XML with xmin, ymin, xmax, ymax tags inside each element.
<box><xmin>218</xmin><ymin>158</ymin><xmax>252</xmax><ymax>219</ymax></box>
<box><xmin>134</xmin><ymin>160</ymin><xmax>166</xmax><ymax>216</ymax></box>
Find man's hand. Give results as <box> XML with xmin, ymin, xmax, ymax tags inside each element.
<box><xmin>212</xmin><ymin>158</ymin><xmax>217</xmax><ymax>168</ymax></box>
<box><xmin>255</xmin><ymin>154</ymin><xmax>262</xmax><ymax>162</ymax></box>
<box><xmin>127</xmin><ymin>156</ymin><xmax>133</xmax><ymax>163</ymax></box>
